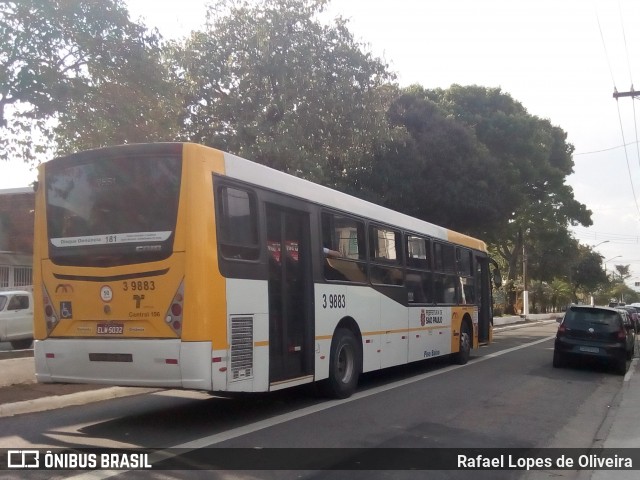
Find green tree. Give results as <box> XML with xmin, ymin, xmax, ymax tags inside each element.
<box><xmin>0</xmin><ymin>0</ymin><xmax>173</xmax><ymax>161</ymax></box>
<box><xmin>613</xmin><ymin>264</ymin><xmax>631</xmax><ymax>282</ymax></box>
<box><xmin>525</xmin><ymin>224</ymin><xmax>578</xmax><ymax>283</ymax></box>
<box><xmin>174</xmin><ymin>0</ymin><xmax>396</xmax><ymax>188</ymax></box>
<box><xmin>549</xmin><ymin>278</ymin><xmax>572</xmax><ymax>311</ymax></box>
<box><xmin>571</xmin><ymin>245</ymin><xmax>608</xmax><ymax>301</ymax></box>
<box><xmin>351</xmin><ymin>86</ymin><xmax>501</xmax><ymax>230</ymax></box>
<box><xmin>429</xmin><ymin>86</ymin><xmax>591</xmax><ymax>311</ymax></box>
<box><xmin>603</xmin><ymin>264</ymin><xmax>635</xmax><ymax>305</ymax></box>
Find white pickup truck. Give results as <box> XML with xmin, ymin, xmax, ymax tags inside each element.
<box><xmin>0</xmin><ymin>290</ymin><xmax>34</xmax><ymax>349</ymax></box>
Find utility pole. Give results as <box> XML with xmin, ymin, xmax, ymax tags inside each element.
<box><xmin>523</xmin><ymin>240</ymin><xmax>529</xmax><ymax>317</ymax></box>
<box><xmin>613</xmin><ymin>88</ymin><xmax>640</xmax><ymax>99</ymax></box>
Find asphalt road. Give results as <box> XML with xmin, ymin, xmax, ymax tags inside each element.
<box><xmin>0</xmin><ymin>322</ymin><xmax>630</xmax><ymax>480</ymax></box>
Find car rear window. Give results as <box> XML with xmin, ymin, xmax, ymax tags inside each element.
<box><xmin>563</xmin><ymin>308</ymin><xmax>621</xmax><ymax>332</ymax></box>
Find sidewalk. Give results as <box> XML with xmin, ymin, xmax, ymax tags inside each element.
<box><xmin>591</xmin><ymin>356</ymin><xmax>640</xmax><ymax>480</ymax></box>
<box><xmin>0</xmin><ymin>356</ymin><xmax>151</xmax><ymax>417</ymax></box>
<box><xmin>493</xmin><ymin>312</ymin><xmax>562</xmax><ymax>328</ymax></box>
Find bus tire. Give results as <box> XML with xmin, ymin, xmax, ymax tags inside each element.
<box><xmin>10</xmin><ymin>339</ymin><xmax>32</xmax><ymax>350</ymax></box>
<box><xmin>321</xmin><ymin>328</ymin><xmax>361</xmax><ymax>399</ymax></box>
<box><xmin>453</xmin><ymin>322</ymin><xmax>471</xmax><ymax>365</ymax></box>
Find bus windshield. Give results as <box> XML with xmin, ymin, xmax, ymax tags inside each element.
<box><xmin>46</xmin><ymin>153</ymin><xmax>182</xmax><ymax>267</ymax></box>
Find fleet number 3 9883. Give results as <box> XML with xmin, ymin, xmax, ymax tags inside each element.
<box><xmin>322</xmin><ymin>294</ymin><xmax>346</xmax><ymax>309</ymax></box>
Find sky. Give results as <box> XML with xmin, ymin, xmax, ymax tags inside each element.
<box><xmin>3</xmin><ymin>0</ymin><xmax>640</xmax><ymax>285</ymax></box>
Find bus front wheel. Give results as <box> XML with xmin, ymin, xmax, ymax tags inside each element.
<box><xmin>321</xmin><ymin>328</ymin><xmax>361</xmax><ymax>399</ymax></box>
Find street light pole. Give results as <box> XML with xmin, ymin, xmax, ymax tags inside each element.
<box><xmin>523</xmin><ymin>240</ymin><xmax>528</xmax><ymax>317</ymax></box>
<box><xmin>604</xmin><ymin>255</ymin><xmax>622</xmax><ymax>274</ymax></box>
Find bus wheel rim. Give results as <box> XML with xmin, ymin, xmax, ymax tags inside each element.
<box><xmin>337</xmin><ymin>344</ymin><xmax>354</xmax><ymax>383</ymax></box>
<box><xmin>461</xmin><ymin>330</ymin><xmax>470</xmax><ymax>352</ymax></box>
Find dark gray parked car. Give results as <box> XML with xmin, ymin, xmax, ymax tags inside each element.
<box><xmin>553</xmin><ymin>305</ymin><xmax>635</xmax><ymax>375</ymax></box>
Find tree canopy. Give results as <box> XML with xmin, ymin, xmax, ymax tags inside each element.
<box><xmin>0</xmin><ymin>0</ymin><xmax>175</xmax><ymax>161</ymax></box>
<box><xmin>175</xmin><ymin>0</ymin><xmax>396</xmax><ymax>188</ymax></box>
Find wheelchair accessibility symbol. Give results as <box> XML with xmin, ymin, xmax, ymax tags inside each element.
<box><xmin>60</xmin><ymin>301</ymin><xmax>73</xmax><ymax>319</ymax></box>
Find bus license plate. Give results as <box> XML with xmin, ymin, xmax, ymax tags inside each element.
<box><xmin>97</xmin><ymin>323</ymin><xmax>124</xmax><ymax>335</ymax></box>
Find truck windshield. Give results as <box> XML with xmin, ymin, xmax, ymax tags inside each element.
<box><xmin>46</xmin><ymin>153</ymin><xmax>181</xmax><ymax>267</ymax></box>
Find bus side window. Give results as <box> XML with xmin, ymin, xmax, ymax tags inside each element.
<box><xmin>369</xmin><ymin>226</ymin><xmax>403</xmax><ymax>286</ymax></box>
<box><xmin>321</xmin><ymin>212</ymin><xmax>367</xmax><ymax>283</ymax></box>
<box><xmin>460</xmin><ymin>277</ymin><xmax>476</xmax><ymax>304</ymax></box>
<box><xmin>434</xmin><ymin>274</ymin><xmax>458</xmax><ymax>304</ymax></box>
<box><xmin>457</xmin><ymin>248</ymin><xmax>475</xmax><ymax>304</ymax></box>
<box><xmin>406</xmin><ymin>235</ymin><xmax>433</xmax><ymax>304</ymax></box>
<box><xmin>217</xmin><ymin>186</ymin><xmax>260</xmax><ymax>260</ymax></box>
<box><xmin>434</xmin><ymin>242</ymin><xmax>458</xmax><ymax>304</ymax></box>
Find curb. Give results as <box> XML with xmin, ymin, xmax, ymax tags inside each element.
<box><xmin>0</xmin><ymin>386</ymin><xmax>158</xmax><ymax>418</ymax></box>
<box><xmin>493</xmin><ymin>319</ymin><xmax>559</xmax><ymax>332</ymax></box>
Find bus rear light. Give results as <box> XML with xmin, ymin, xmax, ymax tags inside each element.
<box><xmin>165</xmin><ymin>358</ymin><xmax>178</xmax><ymax>365</ymax></box>
<box><xmin>164</xmin><ymin>280</ymin><xmax>184</xmax><ymax>336</ymax></box>
<box><xmin>42</xmin><ymin>285</ymin><xmax>59</xmax><ymax>334</ymax></box>
<box><xmin>46</xmin><ymin>353</ymin><xmax>55</xmax><ymax>359</ymax></box>
<box><xmin>212</xmin><ymin>357</ymin><xmax>222</xmax><ymax>363</ymax></box>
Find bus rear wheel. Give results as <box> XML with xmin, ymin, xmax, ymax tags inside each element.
<box><xmin>453</xmin><ymin>323</ymin><xmax>471</xmax><ymax>365</ymax></box>
<box><xmin>10</xmin><ymin>339</ymin><xmax>32</xmax><ymax>350</ymax></box>
<box><xmin>321</xmin><ymin>328</ymin><xmax>361</xmax><ymax>399</ymax></box>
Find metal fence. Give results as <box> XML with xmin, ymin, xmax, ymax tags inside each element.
<box><xmin>0</xmin><ymin>265</ymin><xmax>33</xmax><ymax>290</ymax></box>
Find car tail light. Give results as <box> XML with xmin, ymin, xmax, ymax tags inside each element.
<box><xmin>618</xmin><ymin>327</ymin><xmax>626</xmax><ymax>340</ymax></box>
<box><xmin>558</xmin><ymin>323</ymin><xmax>566</xmax><ymax>334</ymax></box>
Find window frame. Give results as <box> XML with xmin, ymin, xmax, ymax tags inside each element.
<box><xmin>405</xmin><ymin>233</ymin><xmax>433</xmax><ymax>304</ymax></box>
<box><xmin>216</xmin><ymin>184</ymin><xmax>261</xmax><ymax>262</ymax></box>
<box><xmin>321</xmin><ymin>211</ymin><xmax>368</xmax><ymax>284</ymax></box>
<box><xmin>368</xmin><ymin>224</ymin><xmax>404</xmax><ymax>286</ymax></box>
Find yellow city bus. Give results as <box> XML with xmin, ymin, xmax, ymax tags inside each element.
<box><xmin>33</xmin><ymin>143</ymin><xmax>500</xmax><ymax>398</ymax></box>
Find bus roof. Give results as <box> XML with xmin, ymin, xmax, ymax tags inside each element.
<box><xmin>219</xmin><ymin>148</ymin><xmax>487</xmax><ymax>252</ymax></box>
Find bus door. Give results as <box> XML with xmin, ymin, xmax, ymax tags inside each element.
<box><xmin>266</xmin><ymin>204</ymin><xmax>314</xmax><ymax>384</ymax></box>
<box><xmin>476</xmin><ymin>256</ymin><xmax>492</xmax><ymax>344</ymax></box>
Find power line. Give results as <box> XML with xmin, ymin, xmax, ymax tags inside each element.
<box><xmin>597</xmin><ymin>9</ymin><xmax>617</xmax><ymax>86</ymax></box>
<box><xmin>619</xmin><ymin>0</ymin><xmax>634</xmax><ymax>86</ymax></box>
<box><xmin>618</xmin><ymin>0</ymin><xmax>640</xmax><ymax>174</ymax></box>
<box><xmin>573</xmin><ymin>227</ymin><xmax>640</xmax><ymax>244</ymax></box>
<box><xmin>613</xmin><ymin>99</ymin><xmax>640</xmax><ymax>218</ymax></box>
<box><xmin>574</xmin><ymin>141</ymin><xmax>639</xmax><ymax>156</ymax></box>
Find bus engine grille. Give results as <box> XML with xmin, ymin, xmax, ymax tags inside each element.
<box><xmin>230</xmin><ymin>316</ymin><xmax>253</xmax><ymax>380</ymax></box>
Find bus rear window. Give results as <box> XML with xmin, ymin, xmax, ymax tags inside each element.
<box><xmin>46</xmin><ymin>154</ymin><xmax>182</xmax><ymax>266</ymax></box>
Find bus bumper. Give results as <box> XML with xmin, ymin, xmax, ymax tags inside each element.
<box><xmin>34</xmin><ymin>339</ymin><xmax>213</xmax><ymax>391</ymax></box>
